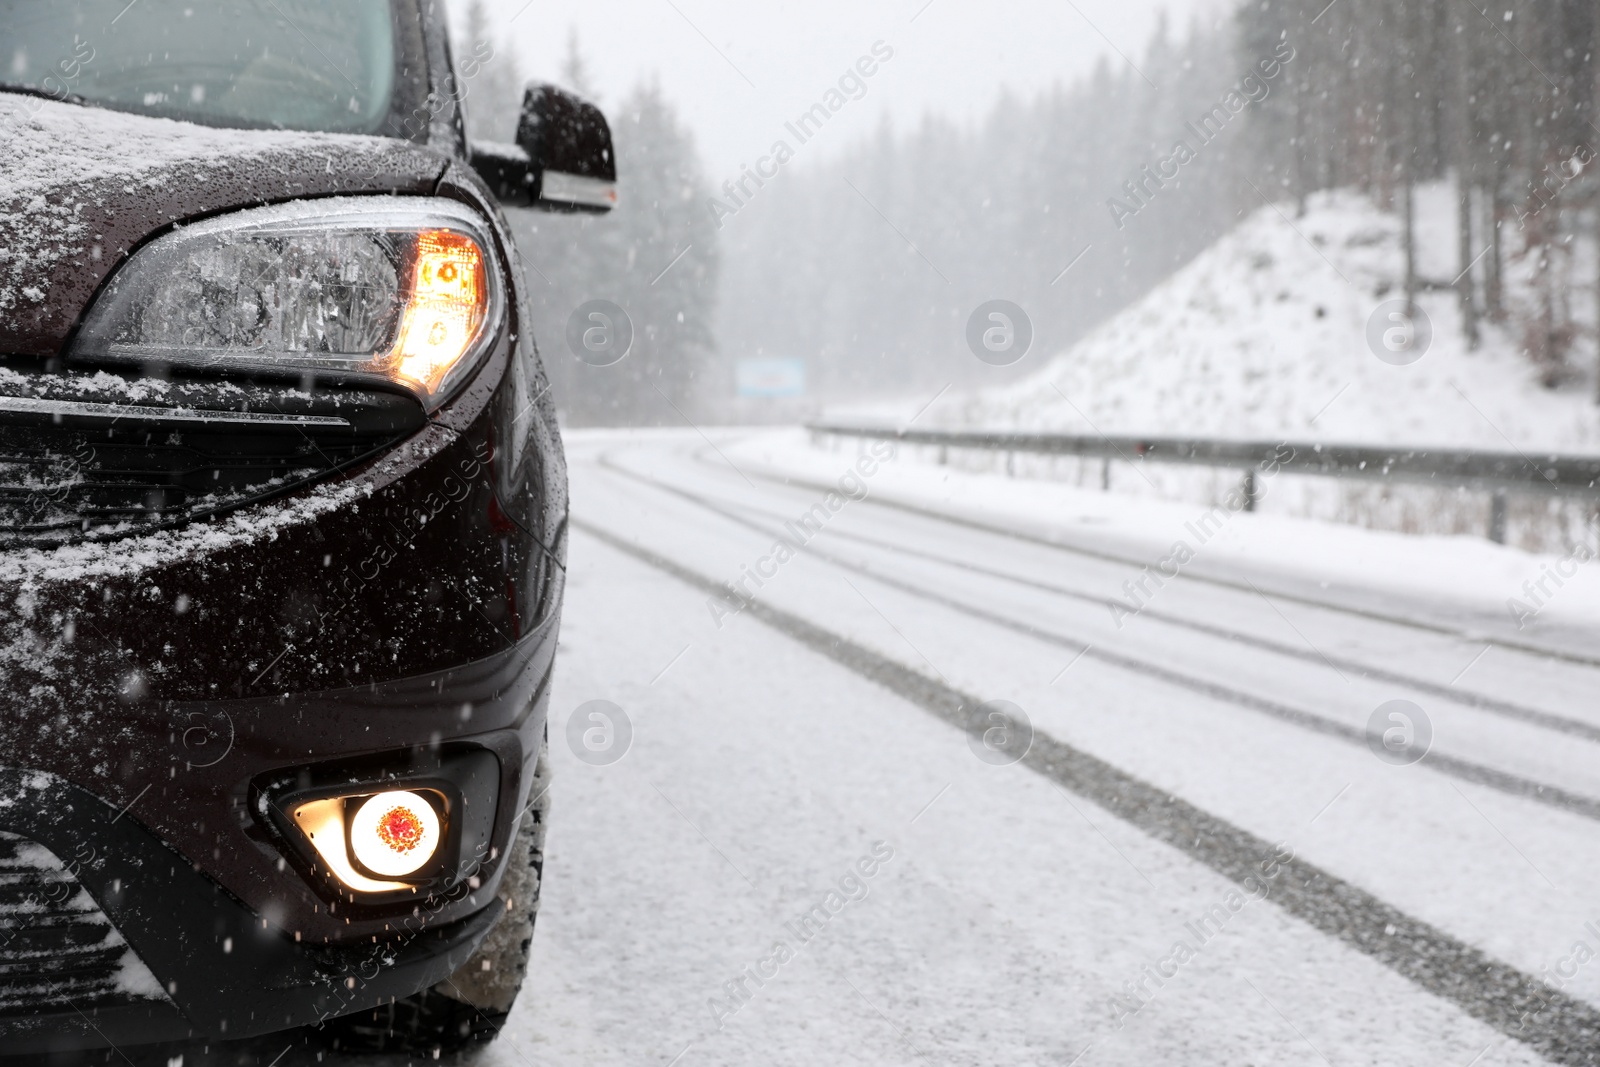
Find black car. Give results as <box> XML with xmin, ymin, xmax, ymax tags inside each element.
<box><xmin>0</xmin><ymin>0</ymin><xmax>613</xmax><ymax>1056</ymax></box>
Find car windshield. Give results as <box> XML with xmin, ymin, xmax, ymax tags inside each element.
<box><xmin>1</xmin><ymin>0</ymin><xmax>398</xmax><ymax>134</ymax></box>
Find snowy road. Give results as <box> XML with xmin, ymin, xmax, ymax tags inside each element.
<box><xmin>468</xmin><ymin>427</ymin><xmax>1600</xmax><ymax>1067</ymax></box>
<box><xmin>165</xmin><ymin>428</ymin><xmax>1600</xmax><ymax>1065</ymax></box>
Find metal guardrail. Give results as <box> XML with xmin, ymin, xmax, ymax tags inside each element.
<box><xmin>806</xmin><ymin>421</ymin><xmax>1600</xmax><ymax>543</ymax></box>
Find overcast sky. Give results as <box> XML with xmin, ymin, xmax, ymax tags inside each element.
<box><xmin>458</xmin><ymin>0</ymin><xmax>1233</xmax><ymax>178</ymax></box>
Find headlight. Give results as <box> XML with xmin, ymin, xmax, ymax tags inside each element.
<box><xmin>71</xmin><ymin>197</ymin><xmax>504</xmax><ymax>411</ymax></box>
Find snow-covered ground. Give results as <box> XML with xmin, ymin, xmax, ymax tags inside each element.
<box><xmin>896</xmin><ymin>185</ymin><xmax>1600</xmax><ymax>452</ymax></box>
<box><xmin>477</xmin><ymin>428</ymin><xmax>1600</xmax><ymax>1067</ymax></box>
<box><xmin>729</xmin><ymin>427</ymin><xmax>1600</xmax><ymax>647</ymax></box>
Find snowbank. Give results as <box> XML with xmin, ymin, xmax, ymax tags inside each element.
<box><xmin>903</xmin><ymin>186</ymin><xmax>1600</xmax><ymax>453</ymax></box>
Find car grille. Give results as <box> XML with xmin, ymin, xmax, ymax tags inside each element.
<box><xmin>0</xmin><ymin>372</ymin><xmax>426</xmax><ymax>545</ymax></box>
<box><xmin>0</xmin><ymin>831</ymin><xmax>164</xmax><ymax>1015</ymax></box>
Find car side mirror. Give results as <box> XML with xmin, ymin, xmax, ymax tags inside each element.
<box><xmin>469</xmin><ymin>84</ymin><xmax>617</xmax><ymax>213</ymax></box>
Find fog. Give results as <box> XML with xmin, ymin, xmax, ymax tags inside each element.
<box><xmin>450</xmin><ymin>0</ymin><xmax>1600</xmax><ymax>440</ymax></box>
<box><xmin>459</xmin><ymin>0</ymin><xmax>1229</xmax><ymax>176</ymax></box>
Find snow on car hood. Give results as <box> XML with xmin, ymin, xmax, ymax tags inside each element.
<box><xmin>0</xmin><ymin>95</ymin><xmax>448</xmax><ymax>356</ymax></box>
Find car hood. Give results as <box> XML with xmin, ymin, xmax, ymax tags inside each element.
<box><xmin>0</xmin><ymin>97</ymin><xmax>450</xmax><ymax>358</ymax></box>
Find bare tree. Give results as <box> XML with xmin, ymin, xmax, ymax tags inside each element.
<box><xmin>1453</xmin><ymin>4</ymin><xmax>1479</xmax><ymax>349</ymax></box>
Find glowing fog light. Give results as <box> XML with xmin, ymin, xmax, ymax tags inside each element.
<box><xmin>348</xmin><ymin>791</ymin><xmax>441</xmax><ymax>877</ymax></box>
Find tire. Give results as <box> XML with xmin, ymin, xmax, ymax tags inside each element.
<box><xmin>315</xmin><ymin>736</ymin><xmax>550</xmax><ymax>1057</ymax></box>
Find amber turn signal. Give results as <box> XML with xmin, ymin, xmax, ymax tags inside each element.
<box><xmin>389</xmin><ymin>230</ymin><xmax>490</xmax><ymax>397</ymax></box>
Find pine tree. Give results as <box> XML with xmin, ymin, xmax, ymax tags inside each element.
<box><xmin>608</xmin><ymin>79</ymin><xmax>722</xmax><ymax>421</ymax></box>
<box><xmin>561</xmin><ymin>26</ymin><xmax>598</xmax><ymax>101</ymax></box>
<box><xmin>514</xmin><ymin>77</ymin><xmax>720</xmax><ymax>426</ymax></box>
<box><xmin>459</xmin><ymin>0</ymin><xmax>524</xmax><ymax>144</ymax></box>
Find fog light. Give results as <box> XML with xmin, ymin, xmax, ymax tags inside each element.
<box><xmin>350</xmin><ymin>791</ymin><xmax>441</xmax><ymax>877</ymax></box>
<box><xmin>264</xmin><ymin>751</ymin><xmax>499</xmax><ymax>902</ymax></box>
<box><xmin>289</xmin><ymin>788</ymin><xmax>447</xmax><ymax>895</ymax></box>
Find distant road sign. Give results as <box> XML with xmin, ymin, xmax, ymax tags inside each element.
<box><xmin>736</xmin><ymin>358</ymin><xmax>806</xmax><ymax>398</ymax></box>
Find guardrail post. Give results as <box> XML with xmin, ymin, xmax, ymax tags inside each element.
<box><xmin>1101</xmin><ymin>457</ymin><xmax>1110</xmax><ymax>491</ymax></box>
<box><xmin>1489</xmin><ymin>490</ymin><xmax>1508</xmax><ymax>544</ymax></box>
<box><xmin>938</xmin><ymin>445</ymin><xmax>948</xmax><ymax>466</ymax></box>
<box><xmin>1005</xmin><ymin>451</ymin><xmax>1015</xmax><ymax>477</ymax></box>
<box><xmin>1242</xmin><ymin>469</ymin><xmax>1258</xmax><ymax>513</ymax></box>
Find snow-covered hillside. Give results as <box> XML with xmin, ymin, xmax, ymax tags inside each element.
<box><xmin>916</xmin><ymin>185</ymin><xmax>1600</xmax><ymax>453</ymax></box>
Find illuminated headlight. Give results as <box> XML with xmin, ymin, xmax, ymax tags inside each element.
<box><xmin>71</xmin><ymin>197</ymin><xmax>504</xmax><ymax>411</ymax></box>
<box><xmin>349</xmin><ymin>791</ymin><xmax>441</xmax><ymax>877</ymax></box>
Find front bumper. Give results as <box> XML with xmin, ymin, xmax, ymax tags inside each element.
<box><xmin>0</xmin><ymin>599</ymin><xmax>558</xmax><ymax>1052</ymax></box>
<box><xmin>0</xmin><ymin>767</ymin><xmax>507</xmax><ymax>1053</ymax></box>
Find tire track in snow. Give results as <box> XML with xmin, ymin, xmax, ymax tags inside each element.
<box><xmin>715</xmin><ymin>445</ymin><xmax>1600</xmax><ymax>672</ymax></box>
<box><xmin>630</xmin><ymin>457</ymin><xmax>1600</xmax><ymax>746</ymax></box>
<box><xmin>596</xmin><ymin>455</ymin><xmax>1600</xmax><ymax>826</ymax></box>
<box><xmin>570</xmin><ymin>515</ymin><xmax>1600</xmax><ymax>1066</ymax></box>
